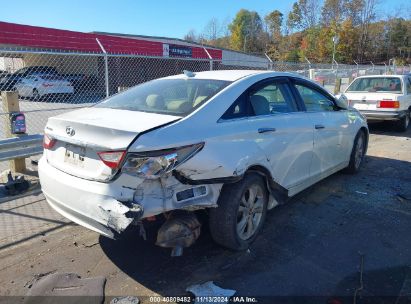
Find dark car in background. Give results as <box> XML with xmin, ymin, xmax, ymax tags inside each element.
<box><xmin>0</xmin><ymin>66</ymin><xmax>58</xmax><ymax>91</ymax></box>
<box><xmin>61</xmin><ymin>73</ymin><xmax>102</xmax><ymax>91</ymax></box>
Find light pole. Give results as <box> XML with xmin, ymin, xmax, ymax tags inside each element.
<box><xmin>332</xmin><ymin>35</ymin><xmax>338</xmax><ymax>69</ymax></box>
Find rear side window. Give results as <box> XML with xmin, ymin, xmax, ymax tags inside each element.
<box><xmin>221</xmin><ymin>93</ymin><xmax>248</xmax><ymax>120</ymax></box>
<box><xmin>347</xmin><ymin>77</ymin><xmax>402</xmax><ymax>93</ymax></box>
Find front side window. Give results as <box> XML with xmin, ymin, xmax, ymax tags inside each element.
<box><xmin>346</xmin><ymin>77</ymin><xmax>403</xmax><ymax>93</ymax></box>
<box><xmin>96</xmin><ymin>78</ymin><xmax>231</xmax><ymax>117</ymax></box>
<box><xmin>295</xmin><ymin>84</ymin><xmax>335</xmax><ymax>112</ymax></box>
<box><xmin>221</xmin><ymin>79</ymin><xmax>297</xmax><ymax>120</ymax></box>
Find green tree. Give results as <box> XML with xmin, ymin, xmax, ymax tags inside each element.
<box><xmin>265</xmin><ymin>10</ymin><xmax>283</xmax><ymax>42</ymax></box>
<box><xmin>287</xmin><ymin>0</ymin><xmax>320</xmax><ymax>31</ymax></box>
<box><xmin>336</xmin><ymin>19</ymin><xmax>357</xmax><ymax>62</ymax></box>
<box><xmin>229</xmin><ymin>9</ymin><xmax>264</xmax><ymax>52</ymax></box>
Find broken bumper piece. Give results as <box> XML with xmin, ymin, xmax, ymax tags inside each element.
<box><xmin>45</xmin><ymin>194</ymin><xmax>142</xmax><ymax>239</ymax></box>
<box><xmin>38</xmin><ymin>157</ymin><xmax>142</xmax><ymax>238</ymax></box>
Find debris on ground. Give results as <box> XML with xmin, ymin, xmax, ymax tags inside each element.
<box><xmin>24</xmin><ymin>270</ymin><xmax>57</xmax><ymax>289</ymax></box>
<box><xmin>24</xmin><ymin>272</ymin><xmax>105</xmax><ymax>304</ymax></box>
<box><xmin>3</xmin><ymin>172</ymin><xmax>30</xmax><ymax>196</ymax></box>
<box><xmin>110</xmin><ymin>296</ymin><xmax>140</xmax><ymax>304</ymax></box>
<box><xmin>186</xmin><ymin>281</ymin><xmax>236</xmax><ymax>304</ymax></box>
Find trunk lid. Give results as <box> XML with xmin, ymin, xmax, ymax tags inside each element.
<box><xmin>44</xmin><ymin>107</ymin><xmax>179</xmax><ymax>181</ymax></box>
<box><xmin>344</xmin><ymin>92</ymin><xmax>400</xmax><ymax>111</ymax></box>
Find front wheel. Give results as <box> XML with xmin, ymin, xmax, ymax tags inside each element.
<box><xmin>344</xmin><ymin>130</ymin><xmax>366</xmax><ymax>174</ymax></box>
<box><xmin>209</xmin><ymin>173</ymin><xmax>268</xmax><ymax>250</ymax></box>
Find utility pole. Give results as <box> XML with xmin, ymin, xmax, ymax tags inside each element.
<box><xmin>332</xmin><ymin>36</ymin><xmax>338</xmax><ymax>69</ymax></box>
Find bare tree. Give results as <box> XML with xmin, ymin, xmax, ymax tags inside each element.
<box><xmin>203</xmin><ymin>17</ymin><xmax>221</xmax><ymax>41</ymax></box>
<box><xmin>184</xmin><ymin>29</ymin><xmax>197</xmax><ymax>42</ymax></box>
<box><xmin>357</xmin><ymin>0</ymin><xmax>378</xmax><ymax>61</ymax></box>
<box><xmin>321</xmin><ymin>0</ymin><xmax>345</xmax><ymax>25</ymax></box>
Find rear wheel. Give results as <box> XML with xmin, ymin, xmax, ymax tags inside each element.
<box><xmin>395</xmin><ymin>112</ymin><xmax>410</xmax><ymax>132</ymax></box>
<box><xmin>209</xmin><ymin>173</ymin><xmax>268</xmax><ymax>250</ymax></box>
<box><xmin>345</xmin><ymin>130</ymin><xmax>366</xmax><ymax>174</ymax></box>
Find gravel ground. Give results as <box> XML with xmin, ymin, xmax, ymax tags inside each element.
<box><xmin>0</xmin><ymin>122</ymin><xmax>410</xmax><ymax>303</ymax></box>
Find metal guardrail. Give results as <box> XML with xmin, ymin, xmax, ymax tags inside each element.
<box><xmin>0</xmin><ymin>134</ymin><xmax>43</xmax><ymax>161</ymax></box>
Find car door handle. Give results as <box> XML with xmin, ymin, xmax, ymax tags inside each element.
<box><xmin>258</xmin><ymin>127</ymin><xmax>276</xmax><ymax>133</ymax></box>
<box><xmin>315</xmin><ymin>124</ymin><xmax>325</xmax><ymax>129</ymax></box>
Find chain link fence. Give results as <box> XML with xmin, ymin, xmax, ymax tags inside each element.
<box><xmin>0</xmin><ymin>48</ymin><xmax>410</xmax><ymax>144</ymax></box>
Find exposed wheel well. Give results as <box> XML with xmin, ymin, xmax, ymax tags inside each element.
<box><xmin>246</xmin><ymin>165</ymin><xmax>288</xmax><ymax>203</ymax></box>
<box><xmin>359</xmin><ymin>126</ymin><xmax>369</xmax><ymax>154</ymax></box>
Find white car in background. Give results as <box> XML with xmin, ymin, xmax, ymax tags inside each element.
<box><xmin>344</xmin><ymin>75</ymin><xmax>411</xmax><ymax>131</ymax></box>
<box><xmin>15</xmin><ymin>74</ymin><xmax>74</xmax><ymax>100</ymax></box>
<box><xmin>39</xmin><ymin>70</ymin><xmax>368</xmax><ymax>255</ymax></box>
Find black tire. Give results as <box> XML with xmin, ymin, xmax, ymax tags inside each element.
<box><xmin>32</xmin><ymin>89</ymin><xmax>40</xmax><ymax>101</ymax></box>
<box><xmin>345</xmin><ymin>130</ymin><xmax>366</xmax><ymax>174</ymax></box>
<box><xmin>395</xmin><ymin>112</ymin><xmax>410</xmax><ymax>132</ymax></box>
<box><xmin>209</xmin><ymin>173</ymin><xmax>268</xmax><ymax>250</ymax></box>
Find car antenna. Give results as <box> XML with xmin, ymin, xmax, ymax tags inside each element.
<box><xmin>183</xmin><ymin>70</ymin><xmax>195</xmax><ymax>77</ymax></box>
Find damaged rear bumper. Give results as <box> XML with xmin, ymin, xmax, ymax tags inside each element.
<box><xmin>38</xmin><ymin>157</ymin><xmax>222</xmax><ymax>238</ymax></box>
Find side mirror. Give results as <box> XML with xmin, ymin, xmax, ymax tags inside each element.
<box><xmin>335</xmin><ymin>94</ymin><xmax>348</xmax><ymax>110</ymax></box>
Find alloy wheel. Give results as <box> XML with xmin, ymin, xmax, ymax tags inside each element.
<box><xmin>354</xmin><ymin>134</ymin><xmax>364</xmax><ymax>169</ymax></box>
<box><xmin>237</xmin><ymin>184</ymin><xmax>264</xmax><ymax>240</ymax></box>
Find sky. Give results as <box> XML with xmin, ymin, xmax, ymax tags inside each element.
<box><xmin>1</xmin><ymin>0</ymin><xmax>408</xmax><ymax>39</ymax></box>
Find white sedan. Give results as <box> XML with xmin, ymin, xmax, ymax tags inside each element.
<box><xmin>344</xmin><ymin>75</ymin><xmax>411</xmax><ymax>131</ymax></box>
<box><xmin>15</xmin><ymin>74</ymin><xmax>74</xmax><ymax>100</ymax></box>
<box><xmin>39</xmin><ymin>70</ymin><xmax>368</xmax><ymax>254</ymax></box>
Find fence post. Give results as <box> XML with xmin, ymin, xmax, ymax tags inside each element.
<box><xmin>334</xmin><ymin>78</ymin><xmax>342</xmax><ymax>95</ymax></box>
<box><xmin>264</xmin><ymin>53</ymin><xmax>273</xmax><ymax>70</ymax></box>
<box><xmin>203</xmin><ymin>47</ymin><xmax>213</xmax><ymax>71</ymax></box>
<box><xmin>96</xmin><ymin>38</ymin><xmax>110</xmax><ymax>98</ymax></box>
<box><xmin>309</xmin><ymin>69</ymin><xmax>315</xmax><ymax>80</ymax></box>
<box><xmin>1</xmin><ymin>91</ymin><xmax>26</xmax><ymax>173</ymax></box>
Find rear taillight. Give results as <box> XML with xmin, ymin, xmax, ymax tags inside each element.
<box><xmin>97</xmin><ymin>151</ymin><xmax>126</xmax><ymax>169</ymax></box>
<box><xmin>378</xmin><ymin>100</ymin><xmax>399</xmax><ymax>108</ymax></box>
<box><xmin>43</xmin><ymin>134</ymin><xmax>57</xmax><ymax>149</ymax></box>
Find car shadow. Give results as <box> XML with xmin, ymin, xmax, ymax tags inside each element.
<box><xmin>99</xmin><ymin>155</ymin><xmax>411</xmax><ymax>298</ymax></box>
<box><xmin>367</xmin><ymin>121</ymin><xmax>411</xmax><ymax>138</ymax></box>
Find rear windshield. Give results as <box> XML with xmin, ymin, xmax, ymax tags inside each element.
<box><xmin>346</xmin><ymin>77</ymin><xmax>402</xmax><ymax>93</ymax></box>
<box><xmin>95</xmin><ymin>78</ymin><xmax>231</xmax><ymax>116</ymax></box>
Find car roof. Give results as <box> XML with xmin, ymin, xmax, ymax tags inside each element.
<box><xmin>164</xmin><ymin>70</ymin><xmax>296</xmax><ymax>82</ymax></box>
